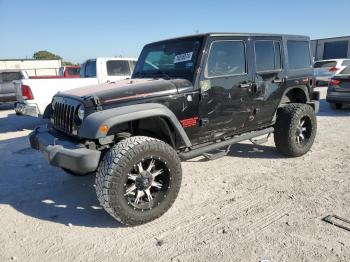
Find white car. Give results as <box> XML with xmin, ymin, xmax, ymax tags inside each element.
<box><xmin>15</xmin><ymin>57</ymin><xmax>137</xmax><ymax>116</ymax></box>
<box><xmin>313</xmin><ymin>58</ymin><xmax>350</xmax><ymax>85</ymax></box>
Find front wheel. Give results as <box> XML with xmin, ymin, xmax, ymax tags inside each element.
<box><xmin>274</xmin><ymin>103</ymin><xmax>317</xmax><ymax>157</ymax></box>
<box><xmin>95</xmin><ymin>136</ymin><xmax>182</xmax><ymax>226</ymax></box>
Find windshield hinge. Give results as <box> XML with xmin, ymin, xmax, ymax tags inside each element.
<box><xmin>84</xmin><ymin>95</ymin><xmax>102</xmax><ymax>111</ymax></box>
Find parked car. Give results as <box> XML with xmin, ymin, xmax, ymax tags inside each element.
<box><xmin>326</xmin><ymin>67</ymin><xmax>350</xmax><ymax>109</ymax></box>
<box><xmin>313</xmin><ymin>59</ymin><xmax>350</xmax><ymax>86</ymax></box>
<box><xmin>0</xmin><ymin>70</ymin><xmax>29</xmax><ymax>103</ymax></box>
<box><xmin>29</xmin><ymin>33</ymin><xmax>319</xmax><ymax>226</ymax></box>
<box><xmin>14</xmin><ymin>57</ymin><xmax>137</xmax><ymax>116</ymax></box>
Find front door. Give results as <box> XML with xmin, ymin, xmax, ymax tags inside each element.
<box><xmin>198</xmin><ymin>37</ymin><xmax>253</xmax><ymax>139</ymax></box>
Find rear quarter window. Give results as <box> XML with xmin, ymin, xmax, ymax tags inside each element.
<box><xmin>287</xmin><ymin>41</ymin><xmax>311</xmax><ymax>70</ymax></box>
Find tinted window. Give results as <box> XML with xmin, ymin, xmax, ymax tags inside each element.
<box><xmin>255</xmin><ymin>41</ymin><xmax>282</xmax><ymax>72</ymax></box>
<box><xmin>255</xmin><ymin>41</ymin><xmax>275</xmax><ymax>71</ymax></box>
<box><xmin>341</xmin><ymin>60</ymin><xmax>350</xmax><ymax>66</ymax></box>
<box><xmin>287</xmin><ymin>41</ymin><xmax>311</xmax><ymax>69</ymax></box>
<box><xmin>314</xmin><ymin>61</ymin><xmax>337</xmax><ymax>68</ymax></box>
<box><xmin>323</xmin><ymin>41</ymin><xmax>349</xmax><ymax>60</ymax></box>
<box><xmin>133</xmin><ymin>38</ymin><xmax>203</xmax><ymax>81</ymax></box>
<box><xmin>67</xmin><ymin>67</ymin><xmax>80</xmax><ymax>76</ymax></box>
<box><xmin>0</xmin><ymin>72</ymin><xmax>22</xmax><ymax>82</ymax></box>
<box><xmin>340</xmin><ymin>67</ymin><xmax>350</xmax><ymax>75</ymax></box>
<box><xmin>207</xmin><ymin>41</ymin><xmax>245</xmax><ymax>77</ymax></box>
<box><xmin>107</xmin><ymin>60</ymin><xmax>131</xmax><ymax>76</ymax></box>
<box><xmin>85</xmin><ymin>61</ymin><xmax>96</xmax><ymax>77</ymax></box>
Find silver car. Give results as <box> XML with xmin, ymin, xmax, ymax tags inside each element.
<box><xmin>0</xmin><ymin>70</ymin><xmax>28</xmax><ymax>102</ymax></box>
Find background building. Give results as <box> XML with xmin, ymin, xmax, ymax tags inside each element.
<box><xmin>312</xmin><ymin>36</ymin><xmax>350</xmax><ymax>60</ymax></box>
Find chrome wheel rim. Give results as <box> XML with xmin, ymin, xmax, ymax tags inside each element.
<box><xmin>124</xmin><ymin>157</ymin><xmax>171</xmax><ymax>211</ymax></box>
<box><xmin>295</xmin><ymin>117</ymin><xmax>311</xmax><ymax>145</ymax></box>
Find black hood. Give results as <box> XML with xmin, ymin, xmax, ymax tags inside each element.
<box><xmin>59</xmin><ymin>78</ymin><xmax>193</xmax><ymax>106</ymax></box>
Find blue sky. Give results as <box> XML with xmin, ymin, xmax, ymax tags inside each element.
<box><xmin>1</xmin><ymin>0</ymin><xmax>349</xmax><ymax>63</ymax></box>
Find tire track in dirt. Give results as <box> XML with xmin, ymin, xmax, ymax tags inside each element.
<box><xmin>108</xmin><ymin>186</ymin><xmax>274</xmax><ymax>259</ymax></box>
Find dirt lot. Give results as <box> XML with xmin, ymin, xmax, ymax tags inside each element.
<box><xmin>0</xmin><ymin>88</ymin><xmax>350</xmax><ymax>262</ymax></box>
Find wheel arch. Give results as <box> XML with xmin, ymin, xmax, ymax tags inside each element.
<box><xmin>280</xmin><ymin>86</ymin><xmax>310</xmax><ymax>105</ymax></box>
<box><xmin>78</xmin><ymin>103</ymin><xmax>191</xmax><ymax>147</ymax></box>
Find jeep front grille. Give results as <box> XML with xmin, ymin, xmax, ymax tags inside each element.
<box><xmin>53</xmin><ymin>101</ymin><xmax>76</xmax><ymax>134</ymax></box>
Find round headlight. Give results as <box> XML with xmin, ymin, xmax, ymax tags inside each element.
<box><xmin>77</xmin><ymin>105</ymin><xmax>85</xmax><ymax>120</ymax></box>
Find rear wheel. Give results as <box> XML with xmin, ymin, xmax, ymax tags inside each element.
<box><xmin>95</xmin><ymin>136</ymin><xmax>182</xmax><ymax>226</ymax></box>
<box><xmin>329</xmin><ymin>103</ymin><xmax>342</xmax><ymax>110</ymax></box>
<box><xmin>274</xmin><ymin>103</ymin><xmax>317</xmax><ymax>157</ymax></box>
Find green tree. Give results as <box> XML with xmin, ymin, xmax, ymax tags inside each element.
<box><xmin>33</xmin><ymin>50</ymin><xmax>62</xmax><ymax>60</ymax></box>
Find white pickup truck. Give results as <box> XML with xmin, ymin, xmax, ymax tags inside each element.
<box><xmin>15</xmin><ymin>57</ymin><xmax>137</xmax><ymax>116</ymax></box>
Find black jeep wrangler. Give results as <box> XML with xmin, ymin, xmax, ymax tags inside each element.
<box><xmin>30</xmin><ymin>33</ymin><xmax>319</xmax><ymax>226</ymax></box>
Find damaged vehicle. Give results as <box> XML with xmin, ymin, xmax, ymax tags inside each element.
<box><xmin>29</xmin><ymin>33</ymin><xmax>320</xmax><ymax>226</ymax></box>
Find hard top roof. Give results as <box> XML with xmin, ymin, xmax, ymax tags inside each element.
<box><xmin>146</xmin><ymin>32</ymin><xmax>310</xmax><ymax>45</ymax></box>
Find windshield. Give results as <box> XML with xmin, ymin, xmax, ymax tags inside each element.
<box><xmin>132</xmin><ymin>37</ymin><xmax>203</xmax><ymax>81</ymax></box>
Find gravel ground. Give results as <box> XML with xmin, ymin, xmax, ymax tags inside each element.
<box><xmin>0</xmin><ymin>88</ymin><xmax>350</xmax><ymax>262</ymax></box>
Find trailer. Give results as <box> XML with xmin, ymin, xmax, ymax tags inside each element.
<box><xmin>312</xmin><ymin>36</ymin><xmax>350</xmax><ymax>61</ymax></box>
<box><xmin>0</xmin><ymin>59</ymin><xmax>62</xmax><ymax>77</ymax></box>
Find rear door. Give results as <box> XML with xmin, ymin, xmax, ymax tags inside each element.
<box><xmin>198</xmin><ymin>36</ymin><xmax>253</xmax><ymax>139</ymax></box>
<box><xmin>247</xmin><ymin>36</ymin><xmax>286</xmax><ymax>127</ymax></box>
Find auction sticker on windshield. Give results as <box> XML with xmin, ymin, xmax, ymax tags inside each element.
<box><xmin>174</xmin><ymin>52</ymin><xmax>193</xmax><ymax>63</ymax></box>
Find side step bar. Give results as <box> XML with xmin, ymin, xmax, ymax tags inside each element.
<box><xmin>179</xmin><ymin>127</ymin><xmax>274</xmax><ymax>161</ymax></box>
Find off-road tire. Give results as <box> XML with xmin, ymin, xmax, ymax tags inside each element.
<box><xmin>329</xmin><ymin>103</ymin><xmax>342</xmax><ymax>110</ymax></box>
<box><xmin>274</xmin><ymin>103</ymin><xmax>317</xmax><ymax>157</ymax></box>
<box><xmin>95</xmin><ymin>136</ymin><xmax>182</xmax><ymax>226</ymax></box>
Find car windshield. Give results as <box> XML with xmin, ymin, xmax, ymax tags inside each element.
<box><xmin>132</xmin><ymin>37</ymin><xmax>203</xmax><ymax>81</ymax></box>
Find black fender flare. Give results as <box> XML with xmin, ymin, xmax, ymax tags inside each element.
<box><xmin>78</xmin><ymin>103</ymin><xmax>192</xmax><ymax>147</ymax></box>
<box><xmin>278</xmin><ymin>85</ymin><xmax>310</xmax><ymax>106</ymax></box>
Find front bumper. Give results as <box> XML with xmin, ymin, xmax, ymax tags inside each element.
<box><xmin>327</xmin><ymin>91</ymin><xmax>350</xmax><ymax>104</ymax></box>
<box><xmin>29</xmin><ymin>126</ymin><xmax>101</xmax><ymax>174</ymax></box>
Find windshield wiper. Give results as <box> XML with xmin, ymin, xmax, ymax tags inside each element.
<box><xmin>154</xmin><ymin>70</ymin><xmax>171</xmax><ymax>80</ymax></box>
